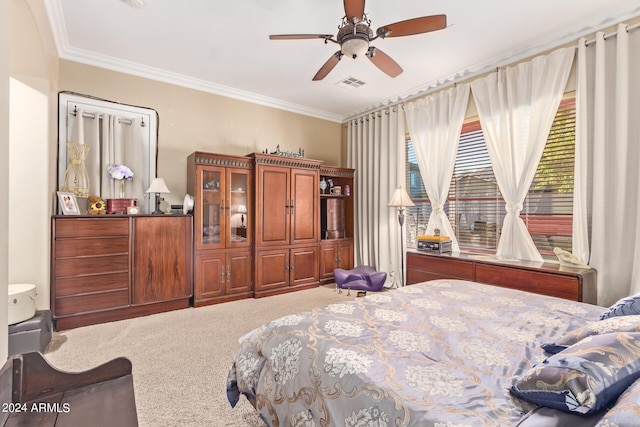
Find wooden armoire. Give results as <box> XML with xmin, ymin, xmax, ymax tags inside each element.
<box><xmin>188</xmin><ymin>151</ymin><xmax>355</xmax><ymax>302</ymax></box>
<box><xmin>251</xmin><ymin>153</ymin><xmax>322</xmax><ymax>297</ymax></box>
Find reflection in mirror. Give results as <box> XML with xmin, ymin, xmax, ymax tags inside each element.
<box><xmin>57</xmin><ymin>92</ymin><xmax>158</xmax><ymax>213</ymax></box>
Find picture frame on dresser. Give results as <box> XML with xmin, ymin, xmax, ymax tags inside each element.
<box><xmin>57</xmin><ymin>191</ymin><xmax>80</xmax><ymax>215</ymax></box>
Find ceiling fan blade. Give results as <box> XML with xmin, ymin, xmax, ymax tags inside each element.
<box><xmin>313</xmin><ymin>51</ymin><xmax>343</xmax><ymax>81</ymax></box>
<box><xmin>376</xmin><ymin>14</ymin><xmax>447</xmax><ymax>38</ymax></box>
<box><xmin>367</xmin><ymin>47</ymin><xmax>403</xmax><ymax>78</ymax></box>
<box><xmin>343</xmin><ymin>0</ymin><xmax>365</xmax><ymax>21</ymax></box>
<box><xmin>270</xmin><ymin>34</ymin><xmax>334</xmax><ymax>40</ymax></box>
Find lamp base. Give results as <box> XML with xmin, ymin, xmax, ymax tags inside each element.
<box><xmin>151</xmin><ymin>193</ymin><xmax>164</xmax><ymax>215</ymax></box>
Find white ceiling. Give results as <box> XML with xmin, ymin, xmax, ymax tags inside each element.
<box><xmin>44</xmin><ymin>0</ymin><xmax>640</xmax><ymax>122</ymax></box>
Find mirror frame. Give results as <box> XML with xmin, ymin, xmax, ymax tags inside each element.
<box><xmin>57</xmin><ymin>92</ymin><xmax>159</xmax><ymax>213</ymax></box>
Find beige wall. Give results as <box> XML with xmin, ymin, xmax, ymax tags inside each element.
<box><xmin>58</xmin><ymin>61</ymin><xmax>344</xmax><ymax>208</ymax></box>
<box><xmin>2</xmin><ymin>0</ymin><xmax>343</xmax><ymax>345</ymax></box>
<box><xmin>1</xmin><ymin>0</ymin><xmax>10</xmax><ymax>360</ymax></box>
<box><xmin>3</xmin><ymin>0</ymin><xmax>58</xmax><ymax>358</ymax></box>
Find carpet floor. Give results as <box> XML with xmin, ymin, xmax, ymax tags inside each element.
<box><xmin>44</xmin><ymin>284</ymin><xmax>355</xmax><ymax>426</ymax></box>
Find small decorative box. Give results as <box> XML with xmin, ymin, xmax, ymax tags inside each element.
<box><xmin>106</xmin><ymin>198</ymin><xmax>137</xmax><ymax>214</ymax></box>
<box><xmin>417</xmin><ymin>235</ymin><xmax>452</xmax><ymax>254</ymax></box>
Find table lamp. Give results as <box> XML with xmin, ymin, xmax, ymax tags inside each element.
<box><xmin>146</xmin><ymin>178</ymin><xmax>171</xmax><ymax>215</ymax></box>
<box><xmin>237</xmin><ymin>204</ymin><xmax>247</xmax><ymax>228</ymax></box>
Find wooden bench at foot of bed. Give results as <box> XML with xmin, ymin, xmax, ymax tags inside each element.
<box><xmin>0</xmin><ymin>352</ymin><xmax>138</xmax><ymax>427</ymax></box>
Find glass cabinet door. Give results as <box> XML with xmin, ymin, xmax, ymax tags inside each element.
<box><xmin>198</xmin><ymin>168</ymin><xmax>224</xmax><ymax>249</ymax></box>
<box><xmin>227</xmin><ymin>169</ymin><xmax>250</xmax><ymax>247</ymax></box>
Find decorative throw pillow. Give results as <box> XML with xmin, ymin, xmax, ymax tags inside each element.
<box><xmin>511</xmin><ymin>332</ymin><xmax>640</xmax><ymax>415</ymax></box>
<box><xmin>516</xmin><ymin>406</ymin><xmax>603</xmax><ymax>427</ymax></box>
<box><xmin>600</xmin><ymin>293</ymin><xmax>640</xmax><ymax>320</ymax></box>
<box><xmin>541</xmin><ymin>315</ymin><xmax>640</xmax><ymax>354</ymax></box>
<box><xmin>595</xmin><ymin>376</ymin><xmax>640</xmax><ymax>426</ymax></box>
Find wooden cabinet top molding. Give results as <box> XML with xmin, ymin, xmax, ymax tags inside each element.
<box><xmin>320</xmin><ymin>166</ymin><xmax>355</xmax><ymax>177</ymax></box>
<box><xmin>251</xmin><ymin>153</ymin><xmax>322</xmax><ymax>170</ymax></box>
<box><xmin>191</xmin><ymin>152</ymin><xmax>253</xmax><ymax>169</ymax></box>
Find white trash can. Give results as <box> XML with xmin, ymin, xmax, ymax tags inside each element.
<box><xmin>8</xmin><ymin>284</ymin><xmax>37</xmax><ymax>325</ymax></box>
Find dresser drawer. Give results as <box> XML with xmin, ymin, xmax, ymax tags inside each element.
<box><xmin>55</xmin><ymin>289</ymin><xmax>130</xmax><ymax>316</ymax></box>
<box><xmin>475</xmin><ymin>264</ymin><xmax>580</xmax><ymax>301</ymax></box>
<box><xmin>55</xmin><ymin>218</ymin><xmax>129</xmax><ymax>238</ymax></box>
<box><xmin>55</xmin><ymin>272</ymin><xmax>130</xmax><ymax>297</ymax></box>
<box><xmin>407</xmin><ymin>253</ymin><xmax>474</xmax><ymax>282</ymax></box>
<box><xmin>55</xmin><ymin>237</ymin><xmax>129</xmax><ymax>258</ymax></box>
<box><xmin>55</xmin><ymin>254</ymin><xmax>129</xmax><ymax>278</ymax></box>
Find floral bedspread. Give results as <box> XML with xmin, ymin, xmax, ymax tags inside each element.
<box><xmin>227</xmin><ymin>279</ymin><xmax>603</xmax><ymax>427</ymax></box>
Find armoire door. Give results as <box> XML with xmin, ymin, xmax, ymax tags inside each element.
<box><xmin>226</xmin><ymin>168</ymin><xmax>252</xmax><ymax>249</ymax></box>
<box><xmin>319</xmin><ymin>241</ymin><xmax>338</xmax><ymax>281</ymax></box>
<box><xmin>256</xmin><ymin>165</ymin><xmax>290</xmax><ymax>247</ymax></box>
<box><xmin>195</xmin><ymin>166</ymin><xmax>225</xmax><ymax>251</ymax></box>
<box><xmin>194</xmin><ymin>252</ymin><xmax>226</xmax><ymax>299</ymax></box>
<box><xmin>338</xmin><ymin>240</ymin><xmax>354</xmax><ymax>270</ymax></box>
<box><xmin>255</xmin><ymin>248</ymin><xmax>290</xmax><ymax>292</ymax></box>
<box><xmin>226</xmin><ymin>251</ymin><xmax>253</xmax><ymax>294</ymax></box>
<box><xmin>290</xmin><ymin>245</ymin><xmax>319</xmax><ymax>287</ymax></box>
<box><xmin>290</xmin><ymin>167</ymin><xmax>319</xmax><ymax>245</ymax></box>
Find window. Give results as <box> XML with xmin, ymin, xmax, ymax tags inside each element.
<box><xmin>406</xmin><ymin>96</ymin><xmax>576</xmax><ymax>258</ymax></box>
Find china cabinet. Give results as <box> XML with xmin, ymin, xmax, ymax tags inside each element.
<box><xmin>51</xmin><ymin>215</ymin><xmax>193</xmax><ymax>330</ymax></box>
<box><xmin>252</xmin><ymin>153</ymin><xmax>321</xmax><ymax>297</ymax></box>
<box><xmin>187</xmin><ymin>152</ymin><xmax>253</xmax><ymax>306</ymax></box>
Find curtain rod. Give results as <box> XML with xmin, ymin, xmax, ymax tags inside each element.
<box><xmin>345</xmin><ymin>20</ymin><xmax>640</xmax><ymax>123</ymax></box>
<box><xmin>71</xmin><ymin>105</ymin><xmax>146</xmax><ymax>127</ymax></box>
<box><xmin>584</xmin><ymin>22</ymin><xmax>640</xmax><ymax>45</ymax></box>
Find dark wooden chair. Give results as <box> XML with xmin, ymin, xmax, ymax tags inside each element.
<box><xmin>0</xmin><ymin>352</ymin><xmax>138</xmax><ymax>426</ymax></box>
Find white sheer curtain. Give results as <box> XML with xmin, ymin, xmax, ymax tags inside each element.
<box><xmin>96</xmin><ymin>115</ymin><xmax>145</xmax><ymax>202</ymax></box>
<box><xmin>348</xmin><ymin>107</ymin><xmax>406</xmax><ymax>287</ymax></box>
<box><xmin>575</xmin><ymin>24</ymin><xmax>640</xmax><ymax>306</ymax></box>
<box><xmin>470</xmin><ymin>47</ymin><xmax>575</xmax><ymax>261</ymax></box>
<box><xmin>102</xmin><ymin>114</ymin><xmax>121</xmax><ymax>198</ymax></box>
<box><xmin>122</xmin><ymin>117</ymin><xmax>144</xmax><ymax>201</ymax></box>
<box><xmin>404</xmin><ymin>84</ymin><xmax>470</xmax><ymax>252</ymax></box>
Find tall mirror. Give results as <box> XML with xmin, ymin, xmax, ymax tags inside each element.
<box><xmin>57</xmin><ymin>92</ymin><xmax>158</xmax><ymax>213</ymax></box>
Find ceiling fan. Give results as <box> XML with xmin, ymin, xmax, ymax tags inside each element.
<box><xmin>269</xmin><ymin>0</ymin><xmax>447</xmax><ymax>81</ymax></box>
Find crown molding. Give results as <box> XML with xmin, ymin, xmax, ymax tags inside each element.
<box><xmin>344</xmin><ymin>4</ymin><xmax>640</xmax><ymax>121</ymax></box>
<box><xmin>59</xmin><ymin>47</ymin><xmax>344</xmax><ymax>123</ymax></box>
<box><xmin>44</xmin><ymin>1</ymin><xmax>343</xmax><ymax>123</ymax></box>
<box><xmin>43</xmin><ymin>0</ymin><xmax>68</xmax><ymax>55</ymax></box>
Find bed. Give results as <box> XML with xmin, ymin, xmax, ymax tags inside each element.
<box><xmin>227</xmin><ymin>279</ymin><xmax>640</xmax><ymax>426</ymax></box>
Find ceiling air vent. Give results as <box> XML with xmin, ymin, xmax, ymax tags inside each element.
<box><xmin>336</xmin><ymin>77</ymin><xmax>366</xmax><ymax>90</ymax></box>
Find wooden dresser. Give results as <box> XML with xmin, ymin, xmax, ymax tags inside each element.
<box><xmin>51</xmin><ymin>215</ymin><xmax>193</xmax><ymax>330</ymax></box>
<box><xmin>407</xmin><ymin>251</ymin><xmax>597</xmax><ymax>304</ymax></box>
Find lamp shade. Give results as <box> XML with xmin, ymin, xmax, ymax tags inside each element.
<box><xmin>146</xmin><ymin>177</ymin><xmax>171</xmax><ymax>194</ymax></box>
<box><xmin>388</xmin><ymin>187</ymin><xmax>414</xmax><ymax>208</ymax></box>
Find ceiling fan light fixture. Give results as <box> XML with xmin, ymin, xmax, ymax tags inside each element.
<box><xmin>124</xmin><ymin>0</ymin><xmax>144</xmax><ymax>9</ymax></box>
<box><xmin>341</xmin><ymin>37</ymin><xmax>369</xmax><ymax>59</ymax></box>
